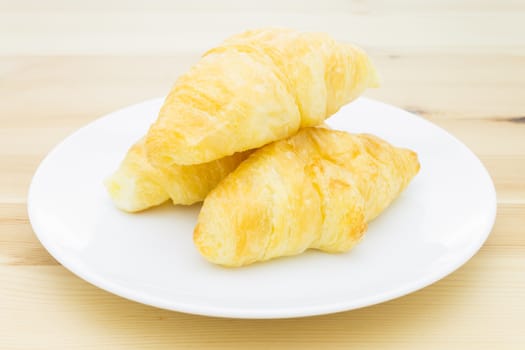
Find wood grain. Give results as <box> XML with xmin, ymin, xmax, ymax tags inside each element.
<box><xmin>1</xmin><ymin>1</ymin><xmax>524</xmax><ymax>348</ymax></box>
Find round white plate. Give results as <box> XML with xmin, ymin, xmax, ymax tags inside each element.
<box><xmin>28</xmin><ymin>97</ymin><xmax>496</xmax><ymax>319</ymax></box>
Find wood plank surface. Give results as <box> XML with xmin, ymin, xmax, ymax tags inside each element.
<box><xmin>1</xmin><ymin>1</ymin><xmax>524</xmax><ymax>348</ymax></box>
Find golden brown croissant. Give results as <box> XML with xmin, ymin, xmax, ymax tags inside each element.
<box><xmin>194</xmin><ymin>128</ymin><xmax>419</xmax><ymax>267</ymax></box>
<box><xmin>105</xmin><ymin>138</ymin><xmax>251</xmax><ymax>212</ymax></box>
<box><xmin>145</xmin><ymin>28</ymin><xmax>379</xmax><ymax>166</ymax></box>
<box><xmin>106</xmin><ymin>124</ymin><xmax>329</xmax><ymax>212</ymax></box>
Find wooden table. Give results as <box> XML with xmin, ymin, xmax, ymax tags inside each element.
<box><xmin>1</xmin><ymin>1</ymin><xmax>524</xmax><ymax>348</ymax></box>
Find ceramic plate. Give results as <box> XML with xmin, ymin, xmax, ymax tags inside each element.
<box><xmin>28</xmin><ymin>97</ymin><xmax>496</xmax><ymax>318</ymax></box>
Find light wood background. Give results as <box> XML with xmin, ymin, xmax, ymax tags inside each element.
<box><xmin>1</xmin><ymin>1</ymin><xmax>524</xmax><ymax>349</ymax></box>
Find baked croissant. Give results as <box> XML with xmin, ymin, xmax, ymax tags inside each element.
<box><xmin>105</xmin><ymin>138</ymin><xmax>251</xmax><ymax>212</ymax></box>
<box><xmin>145</xmin><ymin>27</ymin><xmax>379</xmax><ymax>166</ymax></box>
<box><xmin>194</xmin><ymin>128</ymin><xmax>420</xmax><ymax>267</ymax></box>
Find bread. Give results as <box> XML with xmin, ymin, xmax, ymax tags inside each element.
<box><xmin>194</xmin><ymin>128</ymin><xmax>419</xmax><ymax>267</ymax></box>
<box><xmin>145</xmin><ymin>27</ymin><xmax>379</xmax><ymax>166</ymax></box>
<box><xmin>105</xmin><ymin>138</ymin><xmax>251</xmax><ymax>212</ymax></box>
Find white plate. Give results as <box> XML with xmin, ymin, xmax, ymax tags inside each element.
<box><xmin>28</xmin><ymin>97</ymin><xmax>496</xmax><ymax>319</ymax></box>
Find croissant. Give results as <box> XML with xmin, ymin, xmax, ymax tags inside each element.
<box><xmin>145</xmin><ymin>27</ymin><xmax>379</xmax><ymax>166</ymax></box>
<box><xmin>105</xmin><ymin>138</ymin><xmax>251</xmax><ymax>212</ymax></box>
<box><xmin>194</xmin><ymin>128</ymin><xmax>420</xmax><ymax>267</ymax></box>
